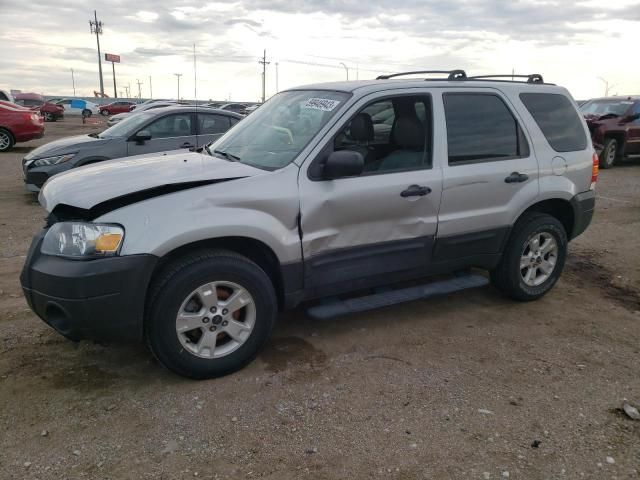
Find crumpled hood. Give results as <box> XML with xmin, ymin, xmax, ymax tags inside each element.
<box><xmin>39</xmin><ymin>150</ymin><xmax>266</xmax><ymax>212</ymax></box>
<box><xmin>24</xmin><ymin>134</ymin><xmax>111</xmax><ymax>160</ymax></box>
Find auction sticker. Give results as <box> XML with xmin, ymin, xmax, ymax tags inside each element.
<box><xmin>303</xmin><ymin>98</ymin><xmax>341</xmax><ymax>111</ymax></box>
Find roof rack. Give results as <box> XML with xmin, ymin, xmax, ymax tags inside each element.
<box><xmin>376</xmin><ymin>69</ymin><xmax>467</xmax><ymax>80</ymax></box>
<box><xmin>468</xmin><ymin>74</ymin><xmax>544</xmax><ymax>84</ymax></box>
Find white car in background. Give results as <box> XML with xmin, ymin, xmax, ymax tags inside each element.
<box><xmin>55</xmin><ymin>98</ymin><xmax>100</xmax><ymax>117</ymax></box>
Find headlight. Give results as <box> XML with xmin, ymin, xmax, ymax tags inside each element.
<box><xmin>41</xmin><ymin>223</ymin><xmax>124</xmax><ymax>258</ymax></box>
<box><xmin>32</xmin><ymin>153</ymin><xmax>76</xmax><ymax>167</ymax></box>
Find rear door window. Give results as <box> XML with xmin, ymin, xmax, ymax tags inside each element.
<box><xmin>198</xmin><ymin>114</ymin><xmax>231</xmax><ymax>134</ymax></box>
<box><xmin>444</xmin><ymin>93</ymin><xmax>529</xmax><ymax>164</ymax></box>
<box><xmin>145</xmin><ymin>114</ymin><xmax>193</xmax><ymax>138</ymax></box>
<box><xmin>520</xmin><ymin>93</ymin><xmax>587</xmax><ymax>152</ymax></box>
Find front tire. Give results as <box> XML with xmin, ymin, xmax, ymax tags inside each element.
<box><xmin>82</xmin><ymin>109</ymin><xmax>92</xmax><ymax>117</ymax></box>
<box><xmin>101</xmin><ymin>109</ymin><xmax>110</xmax><ymax>116</ymax></box>
<box><xmin>0</xmin><ymin>128</ymin><xmax>15</xmax><ymax>152</ymax></box>
<box><xmin>599</xmin><ymin>138</ymin><xmax>618</xmax><ymax>169</ymax></box>
<box><xmin>491</xmin><ymin>213</ymin><xmax>567</xmax><ymax>301</ymax></box>
<box><xmin>43</xmin><ymin>112</ymin><xmax>54</xmax><ymax>122</ymax></box>
<box><xmin>146</xmin><ymin>250</ymin><xmax>277</xmax><ymax>379</ymax></box>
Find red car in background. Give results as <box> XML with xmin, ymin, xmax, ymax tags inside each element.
<box><xmin>0</xmin><ymin>101</ymin><xmax>45</xmax><ymax>152</ymax></box>
<box><xmin>14</xmin><ymin>93</ymin><xmax>64</xmax><ymax>122</ymax></box>
<box><xmin>99</xmin><ymin>100</ymin><xmax>136</xmax><ymax>116</ymax></box>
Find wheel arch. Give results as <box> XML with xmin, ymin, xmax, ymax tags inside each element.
<box><xmin>0</xmin><ymin>126</ymin><xmax>15</xmax><ymax>140</ymax></box>
<box><xmin>516</xmin><ymin>198</ymin><xmax>575</xmax><ymax>240</ymax></box>
<box><xmin>604</xmin><ymin>131</ymin><xmax>626</xmax><ymax>153</ymax></box>
<box><xmin>148</xmin><ymin>236</ymin><xmax>287</xmax><ymax>311</ymax></box>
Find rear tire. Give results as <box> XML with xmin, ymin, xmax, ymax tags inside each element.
<box><xmin>599</xmin><ymin>138</ymin><xmax>618</xmax><ymax>169</ymax></box>
<box><xmin>0</xmin><ymin>128</ymin><xmax>15</xmax><ymax>152</ymax></box>
<box><xmin>146</xmin><ymin>250</ymin><xmax>277</xmax><ymax>379</ymax></box>
<box><xmin>43</xmin><ymin>112</ymin><xmax>54</xmax><ymax>122</ymax></box>
<box><xmin>82</xmin><ymin>109</ymin><xmax>92</xmax><ymax>117</ymax></box>
<box><xmin>491</xmin><ymin>213</ymin><xmax>567</xmax><ymax>301</ymax></box>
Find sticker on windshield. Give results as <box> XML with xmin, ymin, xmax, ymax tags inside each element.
<box><xmin>303</xmin><ymin>98</ymin><xmax>341</xmax><ymax>112</ymax></box>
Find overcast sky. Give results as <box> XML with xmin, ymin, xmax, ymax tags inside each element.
<box><xmin>1</xmin><ymin>0</ymin><xmax>639</xmax><ymax>101</ymax></box>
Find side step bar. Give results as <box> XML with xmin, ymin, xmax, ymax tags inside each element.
<box><xmin>306</xmin><ymin>274</ymin><xmax>489</xmax><ymax>320</ymax></box>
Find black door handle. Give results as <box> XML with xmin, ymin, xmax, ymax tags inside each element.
<box><xmin>401</xmin><ymin>184</ymin><xmax>431</xmax><ymax>197</ymax></box>
<box><xmin>181</xmin><ymin>142</ymin><xmax>194</xmax><ymax>148</ymax></box>
<box><xmin>504</xmin><ymin>172</ymin><xmax>529</xmax><ymax>183</ymax></box>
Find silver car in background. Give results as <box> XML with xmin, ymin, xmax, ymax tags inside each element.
<box><xmin>22</xmin><ymin>105</ymin><xmax>242</xmax><ymax>191</ymax></box>
<box><xmin>107</xmin><ymin>101</ymin><xmax>185</xmax><ymax>126</ymax></box>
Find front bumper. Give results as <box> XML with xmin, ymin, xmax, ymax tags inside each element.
<box><xmin>20</xmin><ymin>230</ymin><xmax>158</xmax><ymax>342</ymax></box>
<box><xmin>570</xmin><ymin>190</ymin><xmax>596</xmax><ymax>240</ymax></box>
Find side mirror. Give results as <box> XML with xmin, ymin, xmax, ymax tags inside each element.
<box><xmin>133</xmin><ymin>129</ymin><xmax>152</xmax><ymax>144</ymax></box>
<box><xmin>625</xmin><ymin>113</ymin><xmax>640</xmax><ymax>122</ymax></box>
<box><xmin>323</xmin><ymin>150</ymin><xmax>364</xmax><ymax>180</ymax></box>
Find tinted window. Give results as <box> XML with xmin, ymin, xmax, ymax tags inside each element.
<box><xmin>444</xmin><ymin>93</ymin><xmax>528</xmax><ymax>164</ymax></box>
<box><xmin>198</xmin><ymin>114</ymin><xmax>231</xmax><ymax>134</ymax></box>
<box><xmin>145</xmin><ymin>114</ymin><xmax>192</xmax><ymax>138</ymax></box>
<box><xmin>0</xmin><ymin>92</ymin><xmax>8</xmax><ymax>101</ymax></box>
<box><xmin>520</xmin><ymin>93</ymin><xmax>587</xmax><ymax>152</ymax></box>
<box><xmin>333</xmin><ymin>95</ymin><xmax>432</xmax><ymax>173</ymax></box>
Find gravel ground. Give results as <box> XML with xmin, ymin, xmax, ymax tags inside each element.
<box><xmin>0</xmin><ymin>119</ymin><xmax>639</xmax><ymax>480</ymax></box>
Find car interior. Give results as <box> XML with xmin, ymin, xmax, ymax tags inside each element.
<box><xmin>334</xmin><ymin>96</ymin><xmax>432</xmax><ymax>173</ymax></box>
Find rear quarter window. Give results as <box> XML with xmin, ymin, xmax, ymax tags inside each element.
<box><xmin>519</xmin><ymin>93</ymin><xmax>587</xmax><ymax>152</ymax></box>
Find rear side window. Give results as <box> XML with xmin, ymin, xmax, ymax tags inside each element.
<box><xmin>198</xmin><ymin>114</ymin><xmax>231</xmax><ymax>134</ymax></box>
<box><xmin>520</xmin><ymin>93</ymin><xmax>587</xmax><ymax>152</ymax></box>
<box><xmin>444</xmin><ymin>93</ymin><xmax>529</xmax><ymax>165</ymax></box>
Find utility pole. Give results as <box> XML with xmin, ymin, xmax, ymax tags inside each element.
<box><xmin>124</xmin><ymin>85</ymin><xmax>129</xmax><ymax>98</ymax></box>
<box><xmin>275</xmin><ymin>62</ymin><xmax>279</xmax><ymax>93</ymax></box>
<box><xmin>149</xmin><ymin>76</ymin><xmax>152</xmax><ymax>99</ymax></box>
<box><xmin>89</xmin><ymin>10</ymin><xmax>105</xmax><ymax>97</ymax></box>
<box><xmin>136</xmin><ymin>79</ymin><xmax>143</xmax><ymax>99</ymax></box>
<box><xmin>70</xmin><ymin>68</ymin><xmax>76</xmax><ymax>96</ymax></box>
<box><xmin>258</xmin><ymin>49</ymin><xmax>270</xmax><ymax>103</ymax></box>
<box><xmin>174</xmin><ymin>73</ymin><xmax>183</xmax><ymax>100</ymax></box>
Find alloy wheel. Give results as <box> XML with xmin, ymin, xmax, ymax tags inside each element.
<box><xmin>0</xmin><ymin>132</ymin><xmax>11</xmax><ymax>150</ymax></box>
<box><xmin>175</xmin><ymin>281</ymin><xmax>256</xmax><ymax>359</ymax></box>
<box><xmin>520</xmin><ymin>232</ymin><xmax>558</xmax><ymax>287</ymax></box>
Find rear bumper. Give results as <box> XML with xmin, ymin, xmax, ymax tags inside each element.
<box><xmin>570</xmin><ymin>190</ymin><xmax>596</xmax><ymax>240</ymax></box>
<box><xmin>20</xmin><ymin>230</ymin><xmax>158</xmax><ymax>342</ymax></box>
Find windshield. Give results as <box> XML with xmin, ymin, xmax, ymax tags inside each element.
<box><xmin>580</xmin><ymin>99</ymin><xmax>633</xmax><ymax>116</ymax></box>
<box><xmin>207</xmin><ymin>90</ymin><xmax>350</xmax><ymax>170</ymax></box>
<box><xmin>99</xmin><ymin>112</ymin><xmax>154</xmax><ymax>138</ymax></box>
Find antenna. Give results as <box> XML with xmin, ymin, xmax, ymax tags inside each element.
<box><xmin>193</xmin><ymin>43</ymin><xmax>198</xmax><ymax>150</ymax></box>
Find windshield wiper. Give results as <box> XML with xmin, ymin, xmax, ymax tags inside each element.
<box><xmin>213</xmin><ymin>149</ymin><xmax>241</xmax><ymax>162</ymax></box>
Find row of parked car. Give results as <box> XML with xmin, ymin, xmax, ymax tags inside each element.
<box><xmin>0</xmin><ymin>88</ymin><xmax>263</xmax><ymax>152</ymax></box>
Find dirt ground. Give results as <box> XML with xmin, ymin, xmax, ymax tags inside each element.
<box><xmin>0</xmin><ymin>119</ymin><xmax>638</xmax><ymax>480</ymax></box>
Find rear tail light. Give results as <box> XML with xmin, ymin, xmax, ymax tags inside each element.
<box><xmin>590</xmin><ymin>152</ymin><xmax>599</xmax><ymax>189</ymax></box>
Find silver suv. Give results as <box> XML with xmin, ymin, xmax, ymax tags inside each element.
<box><xmin>20</xmin><ymin>70</ymin><xmax>597</xmax><ymax>379</ymax></box>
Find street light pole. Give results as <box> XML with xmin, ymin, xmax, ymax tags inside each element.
<box><xmin>89</xmin><ymin>10</ymin><xmax>105</xmax><ymax>97</ymax></box>
<box><xmin>70</xmin><ymin>68</ymin><xmax>76</xmax><ymax>96</ymax></box>
<box><xmin>275</xmin><ymin>62</ymin><xmax>279</xmax><ymax>93</ymax></box>
<box><xmin>149</xmin><ymin>76</ymin><xmax>152</xmax><ymax>99</ymax></box>
<box><xmin>339</xmin><ymin>62</ymin><xmax>349</xmax><ymax>81</ymax></box>
<box><xmin>174</xmin><ymin>73</ymin><xmax>183</xmax><ymax>100</ymax></box>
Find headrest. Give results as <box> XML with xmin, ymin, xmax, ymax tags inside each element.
<box><xmin>393</xmin><ymin>117</ymin><xmax>425</xmax><ymax>150</ymax></box>
<box><xmin>350</xmin><ymin>112</ymin><xmax>374</xmax><ymax>142</ymax></box>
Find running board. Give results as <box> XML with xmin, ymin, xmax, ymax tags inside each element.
<box><xmin>306</xmin><ymin>274</ymin><xmax>489</xmax><ymax>320</ymax></box>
